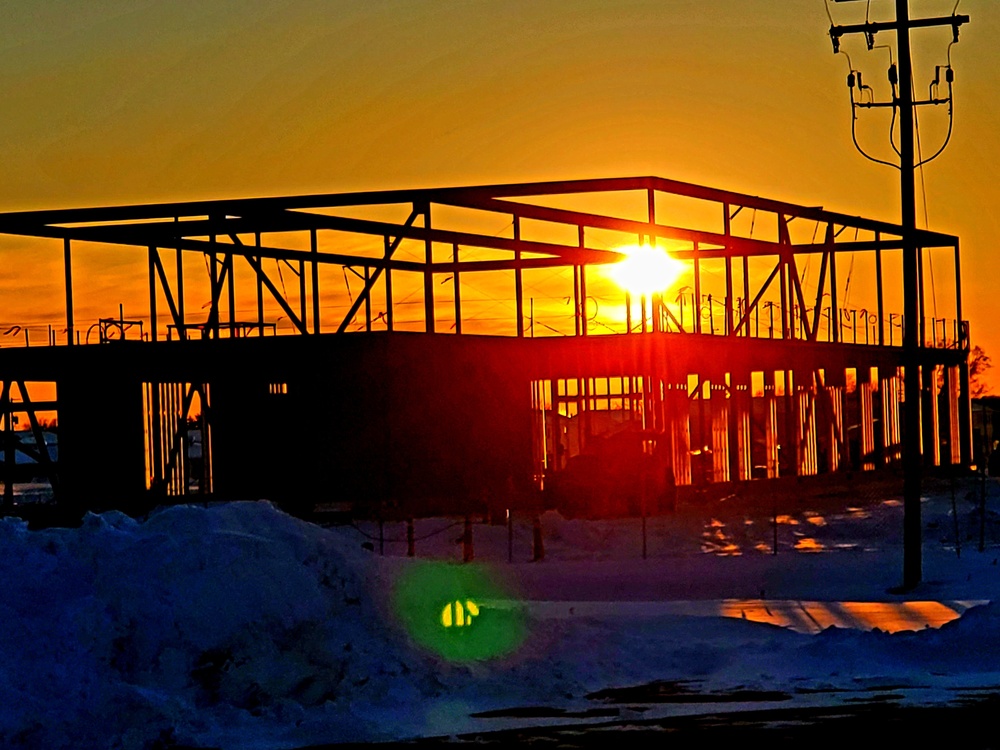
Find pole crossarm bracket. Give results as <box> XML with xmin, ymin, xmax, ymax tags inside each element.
<box><xmin>830</xmin><ymin>13</ymin><xmax>969</xmax><ymax>42</ymax></box>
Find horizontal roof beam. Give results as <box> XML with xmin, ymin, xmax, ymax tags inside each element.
<box><xmin>7</xmin><ymin>210</ymin><xmax>623</xmax><ymax>266</ymax></box>
<box><xmin>439</xmin><ymin>195</ymin><xmax>953</xmax><ymax>257</ymax></box>
<box><xmin>0</xmin><ymin>177</ymin><xmax>655</xmax><ymax>228</ymax></box>
<box><xmin>0</xmin><ymin>176</ymin><xmax>955</xmax><ymax>249</ymax></box>
<box><xmin>0</xmin><ymin>208</ymin><xmax>939</xmax><ymax>269</ymax></box>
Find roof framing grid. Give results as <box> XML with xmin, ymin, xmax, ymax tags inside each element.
<box><xmin>0</xmin><ymin>176</ymin><xmax>961</xmax><ymax>347</ymax></box>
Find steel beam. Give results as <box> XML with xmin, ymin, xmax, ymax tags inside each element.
<box><xmin>336</xmin><ymin>210</ymin><xmax>417</xmax><ymax>333</ymax></box>
<box><xmin>241</xmin><ymin>254</ymin><xmax>307</xmax><ymax>334</ymax></box>
<box><xmin>150</xmin><ymin>248</ymin><xmax>184</xmax><ymax>334</ymax></box>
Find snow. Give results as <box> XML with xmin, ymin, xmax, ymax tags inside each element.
<box><xmin>3</xmin><ymin>479</ymin><xmax>1000</xmax><ymax>748</ymax></box>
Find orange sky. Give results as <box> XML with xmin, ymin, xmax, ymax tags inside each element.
<box><xmin>0</xmin><ymin>1</ymin><xmax>997</xmax><ymax>385</ymax></box>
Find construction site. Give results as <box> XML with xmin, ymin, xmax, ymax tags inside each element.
<box><xmin>0</xmin><ymin>175</ymin><xmax>972</xmax><ymax>522</ymax></box>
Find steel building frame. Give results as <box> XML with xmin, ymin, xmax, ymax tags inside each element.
<box><xmin>0</xmin><ymin>176</ymin><xmax>972</xmax><ymax>517</ymax></box>
<box><xmin>0</xmin><ymin>176</ymin><xmax>967</xmax><ymax>344</ymax></box>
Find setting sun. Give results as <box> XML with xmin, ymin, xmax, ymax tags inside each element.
<box><xmin>607</xmin><ymin>244</ymin><xmax>686</xmax><ymax>297</ymax></box>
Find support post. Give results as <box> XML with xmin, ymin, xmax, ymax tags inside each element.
<box><xmin>960</xmin><ymin>359</ymin><xmax>972</xmax><ymax>467</ymax></box>
<box><xmin>830</xmin><ymin>243</ymin><xmax>840</xmax><ymax>344</ymax></box>
<box><xmin>881</xmin><ymin>369</ymin><xmax>903</xmax><ymax>465</ymax></box>
<box><xmin>784</xmin><ymin>370</ymin><xmax>799</xmax><ymax>476</ymax></box>
<box><xmin>1</xmin><ymin>382</ymin><xmax>12</xmax><ymax>509</ymax></box>
<box><xmin>227</xmin><ymin>255</ymin><xmax>236</xmax><ymax>333</ymax></box>
<box><xmin>826</xmin><ymin>368</ymin><xmax>846</xmax><ymax>473</ymax></box>
<box><xmin>514</xmin><ymin>216</ymin><xmax>524</xmax><ymax>337</ymax></box>
<box><xmin>311</xmin><ymin>228</ymin><xmax>321</xmax><ymax>334</ymax></box>
<box><xmin>299</xmin><ymin>260</ymin><xmax>307</xmax><ymax>334</ymax></box>
<box><xmin>725</xmin><ymin>256</ymin><xmax>734</xmax><ymax>335</ymax></box>
<box><xmin>148</xmin><ymin>247</ymin><xmax>158</xmax><ymax>342</ymax></box>
<box><xmin>765</xmin><ymin>371</ymin><xmax>780</xmax><ymax>479</ymax></box>
<box><xmin>876</xmin><ymin>233</ymin><xmax>885</xmax><ymax>346</ymax></box>
<box><xmin>209</xmin><ymin>247</ymin><xmax>219</xmax><ymax>339</ymax></box>
<box><xmin>859</xmin><ymin>367</ymin><xmax>876</xmax><ymax>471</ymax></box>
<box><xmin>452</xmin><ymin>244</ymin><xmax>462</xmax><ymax>334</ymax></box>
<box><xmin>385</xmin><ymin>236</ymin><xmax>394</xmax><ymax>332</ymax></box>
<box><xmin>365</xmin><ymin>267</ymin><xmax>372</xmax><ymax>332</ymax></box>
<box><xmin>175</xmin><ymin>218</ymin><xmax>186</xmax><ymax>339</ymax></box>
<box><xmin>573</xmin><ymin>265</ymin><xmax>581</xmax><ymax>337</ymax></box>
<box><xmin>579</xmin><ymin>226</ymin><xmax>588</xmax><ymax>336</ymax></box>
<box><xmin>943</xmin><ymin>365</ymin><xmax>961</xmax><ymax>466</ymax></box>
<box><xmin>670</xmin><ymin>380</ymin><xmax>692</xmax><ymax>485</ymax></box>
<box><xmin>423</xmin><ymin>205</ymin><xmax>435</xmax><ymax>333</ymax></box>
<box><xmin>922</xmin><ymin>365</ymin><xmax>941</xmax><ymax>467</ymax></box>
<box><xmin>711</xmin><ymin>385</ymin><xmax>730</xmax><ymax>482</ymax></box>
<box><xmin>728</xmin><ymin>371</ymin><xmax>752</xmax><ymax>482</ymax></box>
<box><xmin>256</xmin><ymin>234</ymin><xmax>264</xmax><ymax>336</ymax></box>
<box><xmin>693</xmin><ymin>243</ymin><xmax>702</xmax><ymax>335</ymax></box>
<box><xmin>779</xmin><ymin>256</ymin><xmax>789</xmax><ymax>340</ymax></box>
<box><xmin>797</xmin><ymin>371</ymin><xmax>818</xmax><ymax>476</ymax></box>
<box><xmin>63</xmin><ymin>238</ymin><xmax>74</xmax><ymax>346</ymax></box>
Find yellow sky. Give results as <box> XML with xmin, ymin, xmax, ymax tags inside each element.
<box><xmin>0</xmin><ymin>1</ymin><xmax>997</xmax><ymax>382</ymax></box>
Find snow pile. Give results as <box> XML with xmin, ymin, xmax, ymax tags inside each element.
<box><xmin>802</xmin><ymin>599</ymin><xmax>1000</xmax><ymax>676</ymax></box>
<box><xmin>0</xmin><ymin>502</ymin><xmax>437</xmax><ymax>748</ymax></box>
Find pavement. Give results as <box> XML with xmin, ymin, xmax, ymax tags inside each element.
<box><xmin>501</xmin><ymin>598</ymin><xmax>990</xmax><ymax>634</ymax></box>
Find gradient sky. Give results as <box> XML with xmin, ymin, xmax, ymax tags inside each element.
<box><xmin>0</xmin><ymin>1</ymin><xmax>997</xmax><ymax>382</ymax></box>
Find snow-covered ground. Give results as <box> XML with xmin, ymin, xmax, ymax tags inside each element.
<box><xmin>4</xmin><ymin>477</ymin><xmax>1000</xmax><ymax>748</ymax></box>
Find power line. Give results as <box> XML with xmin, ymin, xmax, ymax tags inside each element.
<box><xmin>913</xmin><ymin>71</ymin><xmax>938</xmax><ymax>319</ymax></box>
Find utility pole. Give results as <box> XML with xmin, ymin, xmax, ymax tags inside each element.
<box><xmin>828</xmin><ymin>1</ymin><xmax>969</xmax><ymax>590</ymax></box>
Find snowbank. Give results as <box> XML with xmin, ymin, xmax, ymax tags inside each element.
<box><xmin>0</xmin><ymin>502</ymin><xmax>438</xmax><ymax>748</ymax></box>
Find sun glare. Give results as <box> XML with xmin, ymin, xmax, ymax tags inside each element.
<box><xmin>607</xmin><ymin>244</ymin><xmax>686</xmax><ymax>297</ymax></box>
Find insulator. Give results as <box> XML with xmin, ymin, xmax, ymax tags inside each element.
<box><xmin>888</xmin><ymin>64</ymin><xmax>898</xmax><ymax>86</ymax></box>
<box><xmin>847</xmin><ymin>72</ymin><xmax>856</xmax><ymax>89</ymax></box>
<box><xmin>945</xmin><ymin>68</ymin><xmax>955</xmax><ymax>83</ymax></box>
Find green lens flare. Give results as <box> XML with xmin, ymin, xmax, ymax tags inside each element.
<box><xmin>391</xmin><ymin>561</ymin><xmax>526</xmax><ymax>661</ymax></box>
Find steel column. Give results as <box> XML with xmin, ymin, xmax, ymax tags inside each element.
<box><xmin>945</xmin><ymin>365</ymin><xmax>962</xmax><ymax>465</ymax></box>
<box><xmin>175</xmin><ymin>219</ymin><xmax>185</xmax><ymax>339</ymax></box>
<box><xmin>922</xmin><ymin>365</ymin><xmax>941</xmax><ymax>467</ymax></box>
<box><xmin>514</xmin><ymin>217</ymin><xmax>524</xmax><ymax>338</ymax></box>
<box><xmin>859</xmin><ymin>368</ymin><xmax>876</xmax><ymax>471</ymax></box>
<box><xmin>148</xmin><ymin>247</ymin><xmax>158</xmax><ymax>341</ymax></box>
<box><xmin>311</xmin><ymin>228</ymin><xmax>321</xmax><ymax>334</ymax></box>
<box><xmin>63</xmin><ymin>238</ymin><xmax>74</xmax><ymax>345</ymax></box>
<box><xmin>423</xmin><ymin>205</ymin><xmax>435</xmax><ymax>334</ymax></box>
<box><xmin>765</xmin><ymin>371</ymin><xmax>780</xmax><ymax>479</ymax></box>
<box><xmin>385</xmin><ymin>236</ymin><xmax>394</xmax><ymax>332</ymax></box>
